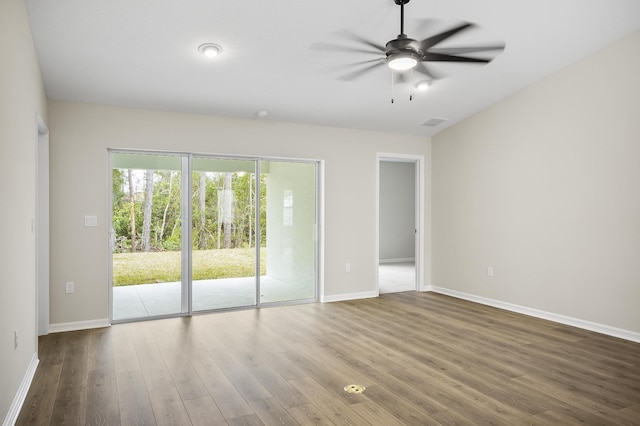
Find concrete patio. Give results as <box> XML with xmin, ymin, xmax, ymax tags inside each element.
<box><xmin>112</xmin><ymin>276</ymin><xmax>315</xmax><ymax>321</ymax></box>
<box><xmin>112</xmin><ymin>263</ymin><xmax>414</xmax><ymax>321</ymax></box>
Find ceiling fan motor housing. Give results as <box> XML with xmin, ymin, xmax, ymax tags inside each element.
<box><xmin>387</xmin><ymin>0</ymin><xmax>420</xmax><ymax>66</ymax></box>
<box><xmin>386</xmin><ymin>35</ymin><xmax>419</xmax><ymax>55</ymax></box>
<box><xmin>385</xmin><ymin>34</ymin><xmax>422</xmax><ymax>66</ymax></box>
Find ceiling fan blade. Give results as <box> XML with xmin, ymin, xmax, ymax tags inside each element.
<box><xmin>428</xmin><ymin>44</ymin><xmax>505</xmax><ymax>55</ymax></box>
<box><xmin>310</xmin><ymin>41</ymin><xmax>382</xmax><ymax>55</ymax></box>
<box><xmin>423</xmin><ymin>52</ymin><xmax>490</xmax><ymax>63</ymax></box>
<box><xmin>348</xmin><ymin>58</ymin><xmax>386</xmax><ymax>66</ymax></box>
<box><xmin>337</xmin><ymin>29</ymin><xmax>386</xmax><ymax>53</ymax></box>
<box><xmin>419</xmin><ymin>22</ymin><xmax>474</xmax><ymax>50</ymax></box>
<box><xmin>327</xmin><ymin>58</ymin><xmax>383</xmax><ymax>73</ymax></box>
<box><xmin>414</xmin><ymin>18</ymin><xmax>441</xmax><ymax>37</ymax></box>
<box><xmin>414</xmin><ymin>61</ymin><xmax>440</xmax><ymax>80</ymax></box>
<box><xmin>338</xmin><ymin>61</ymin><xmax>386</xmax><ymax>81</ymax></box>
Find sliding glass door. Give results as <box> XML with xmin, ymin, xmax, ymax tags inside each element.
<box><xmin>191</xmin><ymin>157</ymin><xmax>259</xmax><ymax>311</ymax></box>
<box><xmin>260</xmin><ymin>160</ymin><xmax>317</xmax><ymax>304</ymax></box>
<box><xmin>110</xmin><ymin>151</ymin><xmax>318</xmax><ymax>322</ymax></box>
<box><xmin>111</xmin><ymin>152</ymin><xmax>185</xmax><ymax>321</ymax></box>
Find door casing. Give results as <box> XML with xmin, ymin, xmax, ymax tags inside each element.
<box><xmin>376</xmin><ymin>153</ymin><xmax>427</xmax><ymax>293</ymax></box>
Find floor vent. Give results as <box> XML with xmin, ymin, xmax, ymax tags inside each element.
<box><xmin>344</xmin><ymin>384</ymin><xmax>366</xmax><ymax>394</ymax></box>
<box><xmin>422</xmin><ymin>117</ymin><xmax>447</xmax><ymax>127</ymax></box>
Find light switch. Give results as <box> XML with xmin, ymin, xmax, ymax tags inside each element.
<box><xmin>84</xmin><ymin>215</ymin><xmax>97</xmax><ymax>227</ymax></box>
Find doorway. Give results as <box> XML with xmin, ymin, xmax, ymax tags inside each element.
<box><xmin>377</xmin><ymin>154</ymin><xmax>424</xmax><ymax>294</ymax></box>
<box><xmin>109</xmin><ymin>150</ymin><xmax>319</xmax><ymax>322</ymax></box>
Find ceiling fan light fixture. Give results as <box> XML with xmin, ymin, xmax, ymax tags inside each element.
<box><xmin>387</xmin><ymin>52</ymin><xmax>419</xmax><ymax>71</ymax></box>
<box><xmin>198</xmin><ymin>43</ymin><xmax>222</xmax><ymax>58</ymax></box>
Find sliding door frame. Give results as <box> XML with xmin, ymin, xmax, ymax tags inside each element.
<box><xmin>108</xmin><ymin>148</ymin><xmax>322</xmax><ymax>323</ymax></box>
<box><xmin>182</xmin><ymin>155</ymin><xmax>192</xmax><ymax>314</ymax></box>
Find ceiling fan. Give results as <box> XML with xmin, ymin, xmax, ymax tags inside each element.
<box><xmin>315</xmin><ymin>0</ymin><xmax>505</xmax><ymax>87</ymax></box>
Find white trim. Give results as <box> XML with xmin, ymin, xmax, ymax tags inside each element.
<box><xmin>3</xmin><ymin>353</ymin><xmax>39</xmax><ymax>426</ymax></box>
<box><xmin>321</xmin><ymin>291</ymin><xmax>378</xmax><ymax>303</ymax></box>
<box><xmin>49</xmin><ymin>319</ymin><xmax>111</xmax><ymax>334</ymax></box>
<box><xmin>36</xmin><ymin>115</ymin><xmax>50</xmax><ymax>337</ymax></box>
<box><xmin>379</xmin><ymin>257</ymin><xmax>415</xmax><ymax>264</ymax></box>
<box><xmin>376</xmin><ymin>153</ymin><xmax>427</xmax><ymax>293</ymax></box>
<box><xmin>107</xmin><ymin>153</ymin><xmax>114</xmax><ymax>323</ymax></box>
<box><xmin>317</xmin><ymin>160</ymin><xmax>325</xmax><ymax>305</ymax></box>
<box><xmin>430</xmin><ymin>286</ymin><xmax>640</xmax><ymax>343</ymax></box>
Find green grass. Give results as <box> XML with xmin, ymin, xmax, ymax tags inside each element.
<box><xmin>113</xmin><ymin>248</ymin><xmax>266</xmax><ymax>286</ymax></box>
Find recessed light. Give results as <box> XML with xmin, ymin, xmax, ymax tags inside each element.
<box><xmin>198</xmin><ymin>43</ymin><xmax>222</xmax><ymax>58</ymax></box>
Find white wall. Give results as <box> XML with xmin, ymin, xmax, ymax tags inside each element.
<box><xmin>47</xmin><ymin>101</ymin><xmax>429</xmax><ymax>325</ymax></box>
<box><xmin>432</xmin><ymin>30</ymin><xmax>640</xmax><ymax>334</ymax></box>
<box><xmin>379</xmin><ymin>161</ymin><xmax>415</xmax><ymax>262</ymax></box>
<box><xmin>0</xmin><ymin>0</ymin><xmax>48</xmax><ymax>421</ymax></box>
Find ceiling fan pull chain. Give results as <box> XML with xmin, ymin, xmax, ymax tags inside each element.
<box><xmin>391</xmin><ymin>70</ymin><xmax>395</xmax><ymax>103</ymax></box>
<box><xmin>409</xmin><ymin>67</ymin><xmax>414</xmax><ymax>101</ymax></box>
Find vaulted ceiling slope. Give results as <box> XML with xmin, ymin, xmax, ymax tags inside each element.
<box><xmin>25</xmin><ymin>0</ymin><xmax>640</xmax><ymax>136</ymax></box>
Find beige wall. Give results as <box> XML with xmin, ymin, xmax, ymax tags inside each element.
<box><xmin>432</xmin><ymin>30</ymin><xmax>640</xmax><ymax>333</ymax></box>
<box><xmin>47</xmin><ymin>101</ymin><xmax>429</xmax><ymax>325</ymax></box>
<box><xmin>0</xmin><ymin>0</ymin><xmax>48</xmax><ymax>421</ymax></box>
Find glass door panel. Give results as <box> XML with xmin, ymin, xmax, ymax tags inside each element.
<box><xmin>260</xmin><ymin>160</ymin><xmax>317</xmax><ymax>304</ymax></box>
<box><xmin>191</xmin><ymin>157</ymin><xmax>259</xmax><ymax>311</ymax></box>
<box><xmin>111</xmin><ymin>152</ymin><xmax>184</xmax><ymax>321</ymax></box>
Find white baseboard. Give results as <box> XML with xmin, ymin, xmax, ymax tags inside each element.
<box><xmin>379</xmin><ymin>258</ymin><xmax>415</xmax><ymax>264</ymax></box>
<box><xmin>430</xmin><ymin>286</ymin><xmax>640</xmax><ymax>343</ymax></box>
<box><xmin>321</xmin><ymin>291</ymin><xmax>378</xmax><ymax>303</ymax></box>
<box><xmin>3</xmin><ymin>353</ymin><xmax>39</xmax><ymax>426</ymax></box>
<box><xmin>49</xmin><ymin>318</ymin><xmax>111</xmax><ymax>334</ymax></box>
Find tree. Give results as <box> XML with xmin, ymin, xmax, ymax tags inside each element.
<box><xmin>113</xmin><ymin>167</ymin><xmax>267</xmax><ymax>252</ymax></box>
<box><xmin>141</xmin><ymin>170</ymin><xmax>154</xmax><ymax>252</ymax></box>
<box><xmin>158</xmin><ymin>171</ymin><xmax>175</xmax><ymax>248</ymax></box>
<box><xmin>222</xmin><ymin>173</ymin><xmax>234</xmax><ymax>249</ymax></box>
<box><xmin>196</xmin><ymin>172</ymin><xmax>209</xmax><ymax>249</ymax></box>
<box><xmin>127</xmin><ymin>169</ymin><xmax>137</xmax><ymax>252</ymax></box>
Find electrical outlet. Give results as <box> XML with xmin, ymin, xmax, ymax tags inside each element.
<box><xmin>14</xmin><ymin>330</ymin><xmax>18</xmax><ymax>350</ymax></box>
<box><xmin>487</xmin><ymin>266</ymin><xmax>494</xmax><ymax>277</ymax></box>
<box><xmin>66</xmin><ymin>281</ymin><xmax>74</xmax><ymax>294</ymax></box>
<box><xmin>345</xmin><ymin>263</ymin><xmax>351</xmax><ymax>273</ymax></box>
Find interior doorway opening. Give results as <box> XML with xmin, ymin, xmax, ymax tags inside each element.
<box><xmin>377</xmin><ymin>154</ymin><xmax>423</xmax><ymax>294</ymax></box>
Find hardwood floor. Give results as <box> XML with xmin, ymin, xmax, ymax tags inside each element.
<box><xmin>17</xmin><ymin>292</ymin><xmax>640</xmax><ymax>425</ymax></box>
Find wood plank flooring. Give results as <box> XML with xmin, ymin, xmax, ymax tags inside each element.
<box><xmin>17</xmin><ymin>292</ymin><xmax>640</xmax><ymax>425</ymax></box>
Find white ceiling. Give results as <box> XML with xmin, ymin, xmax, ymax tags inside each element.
<box><xmin>25</xmin><ymin>0</ymin><xmax>640</xmax><ymax>137</ymax></box>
